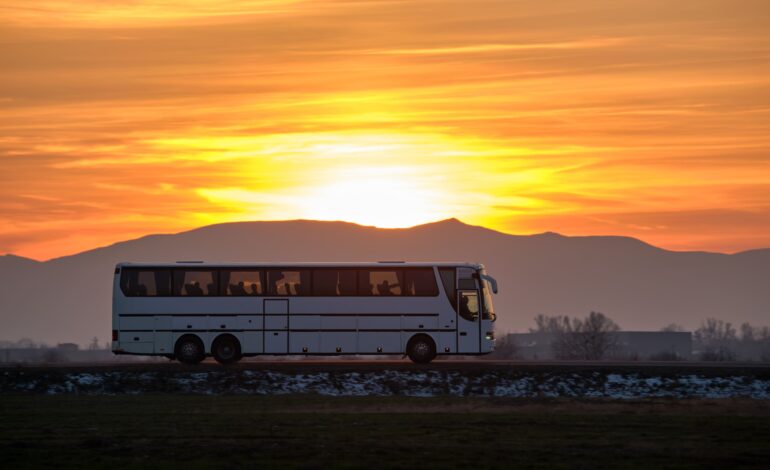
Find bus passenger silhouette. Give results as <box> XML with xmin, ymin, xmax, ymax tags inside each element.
<box><xmin>377</xmin><ymin>279</ymin><xmax>399</xmax><ymax>295</ymax></box>
<box><xmin>192</xmin><ymin>281</ymin><xmax>203</xmax><ymax>296</ymax></box>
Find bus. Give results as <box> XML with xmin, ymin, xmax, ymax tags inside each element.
<box><xmin>112</xmin><ymin>261</ymin><xmax>498</xmax><ymax>364</ymax></box>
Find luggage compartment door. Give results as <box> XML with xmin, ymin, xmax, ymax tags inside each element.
<box><xmin>264</xmin><ymin>299</ymin><xmax>288</xmax><ymax>354</ymax></box>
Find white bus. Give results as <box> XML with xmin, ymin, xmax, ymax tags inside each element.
<box><xmin>112</xmin><ymin>262</ymin><xmax>498</xmax><ymax>364</ymax></box>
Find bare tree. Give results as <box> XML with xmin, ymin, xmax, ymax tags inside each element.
<box><xmin>694</xmin><ymin>318</ymin><xmax>737</xmax><ymax>361</ymax></box>
<box><xmin>16</xmin><ymin>338</ymin><xmax>36</xmax><ymax>349</ymax></box>
<box><xmin>738</xmin><ymin>322</ymin><xmax>770</xmax><ymax>362</ymax></box>
<box><xmin>531</xmin><ymin>312</ymin><xmax>620</xmax><ymax>360</ymax></box>
<box><xmin>572</xmin><ymin>311</ymin><xmax>620</xmax><ymax>360</ymax></box>
<box><xmin>755</xmin><ymin>326</ymin><xmax>770</xmax><ymax>361</ymax></box>
<box><xmin>89</xmin><ymin>337</ymin><xmax>100</xmax><ymax>351</ymax></box>
<box><xmin>531</xmin><ymin>314</ymin><xmax>571</xmax><ymax>334</ymax></box>
<box><xmin>740</xmin><ymin>322</ymin><xmax>755</xmax><ymax>342</ymax></box>
<box><xmin>530</xmin><ymin>314</ymin><xmax>573</xmax><ymax>359</ymax></box>
<box><xmin>739</xmin><ymin>323</ymin><xmax>770</xmax><ymax>342</ymax></box>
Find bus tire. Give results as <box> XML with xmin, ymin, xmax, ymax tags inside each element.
<box><xmin>175</xmin><ymin>335</ymin><xmax>205</xmax><ymax>365</ymax></box>
<box><xmin>407</xmin><ymin>334</ymin><xmax>436</xmax><ymax>364</ymax></box>
<box><xmin>212</xmin><ymin>334</ymin><xmax>242</xmax><ymax>365</ymax></box>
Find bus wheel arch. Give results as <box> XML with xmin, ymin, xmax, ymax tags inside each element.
<box><xmin>406</xmin><ymin>334</ymin><xmax>437</xmax><ymax>364</ymax></box>
<box><xmin>211</xmin><ymin>334</ymin><xmax>242</xmax><ymax>365</ymax></box>
<box><xmin>175</xmin><ymin>334</ymin><xmax>205</xmax><ymax>365</ymax></box>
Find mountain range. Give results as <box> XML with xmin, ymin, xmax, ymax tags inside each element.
<box><xmin>1</xmin><ymin>219</ymin><xmax>768</xmax><ymax>346</ymax></box>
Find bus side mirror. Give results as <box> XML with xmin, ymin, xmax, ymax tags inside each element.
<box><xmin>480</xmin><ymin>274</ymin><xmax>498</xmax><ymax>294</ymax></box>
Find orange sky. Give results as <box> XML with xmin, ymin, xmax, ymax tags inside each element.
<box><xmin>2</xmin><ymin>0</ymin><xmax>769</xmax><ymax>260</ymax></box>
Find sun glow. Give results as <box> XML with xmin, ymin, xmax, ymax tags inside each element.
<box><xmin>301</xmin><ymin>168</ymin><xmax>452</xmax><ymax>228</ymax></box>
<box><xmin>190</xmin><ymin>130</ymin><xmax>508</xmax><ymax>229</ymax></box>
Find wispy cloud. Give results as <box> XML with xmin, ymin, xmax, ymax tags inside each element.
<box><xmin>0</xmin><ymin>0</ymin><xmax>303</xmax><ymax>26</ymax></box>
<box><xmin>374</xmin><ymin>38</ymin><xmax>633</xmax><ymax>56</ymax></box>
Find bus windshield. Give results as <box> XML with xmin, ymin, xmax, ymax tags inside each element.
<box><xmin>480</xmin><ymin>274</ymin><xmax>496</xmax><ymax>321</ymax></box>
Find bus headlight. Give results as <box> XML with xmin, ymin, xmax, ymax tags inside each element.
<box><xmin>485</xmin><ymin>331</ymin><xmax>494</xmax><ymax>340</ymax></box>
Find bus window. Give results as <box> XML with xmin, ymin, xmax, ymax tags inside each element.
<box><xmin>481</xmin><ymin>279</ymin><xmax>495</xmax><ymax>320</ymax></box>
<box><xmin>267</xmin><ymin>269</ymin><xmax>310</xmax><ymax>296</ymax></box>
<box><xmin>222</xmin><ymin>270</ymin><xmax>263</xmax><ymax>296</ymax></box>
<box><xmin>438</xmin><ymin>268</ymin><xmax>456</xmax><ymax>310</ymax></box>
<box><xmin>459</xmin><ymin>291</ymin><xmax>479</xmax><ymax>321</ymax></box>
<box><xmin>120</xmin><ymin>268</ymin><xmax>171</xmax><ymax>296</ymax></box>
<box><xmin>358</xmin><ymin>269</ymin><xmax>402</xmax><ymax>296</ymax></box>
<box><xmin>173</xmin><ymin>270</ymin><xmax>218</xmax><ymax>296</ymax></box>
<box><xmin>313</xmin><ymin>269</ymin><xmax>357</xmax><ymax>296</ymax></box>
<box><xmin>312</xmin><ymin>269</ymin><xmax>337</xmax><ymax>296</ymax></box>
<box><xmin>338</xmin><ymin>270</ymin><xmax>357</xmax><ymax>295</ymax></box>
<box><xmin>403</xmin><ymin>268</ymin><xmax>439</xmax><ymax>296</ymax></box>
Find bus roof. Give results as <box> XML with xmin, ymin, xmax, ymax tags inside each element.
<box><xmin>116</xmin><ymin>261</ymin><xmax>485</xmax><ymax>269</ymax></box>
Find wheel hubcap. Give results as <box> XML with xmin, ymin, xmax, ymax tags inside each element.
<box><xmin>181</xmin><ymin>342</ymin><xmax>198</xmax><ymax>357</ymax></box>
<box><xmin>414</xmin><ymin>341</ymin><xmax>430</xmax><ymax>357</ymax></box>
<box><xmin>220</xmin><ymin>344</ymin><xmax>233</xmax><ymax>359</ymax></box>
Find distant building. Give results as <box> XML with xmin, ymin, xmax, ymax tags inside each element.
<box><xmin>613</xmin><ymin>332</ymin><xmax>692</xmax><ymax>360</ymax></box>
<box><xmin>506</xmin><ymin>331</ymin><xmax>692</xmax><ymax>360</ymax></box>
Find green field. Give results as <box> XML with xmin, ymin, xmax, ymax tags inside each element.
<box><xmin>1</xmin><ymin>396</ymin><xmax>769</xmax><ymax>469</ymax></box>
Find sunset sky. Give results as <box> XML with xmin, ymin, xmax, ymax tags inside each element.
<box><xmin>2</xmin><ymin>0</ymin><xmax>769</xmax><ymax>260</ymax></box>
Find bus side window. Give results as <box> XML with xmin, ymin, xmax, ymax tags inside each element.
<box><xmin>120</xmin><ymin>268</ymin><xmax>171</xmax><ymax>296</ymax></box>
<box><xmin>438</xmin><ymin>268</ymin><xmax>457</xmax><ymax>311</ymax></box>
<box><xmin>338</xmin><ymin>270</ymin><xmax>357</xmax><ymax>296</ymax></box>
<box><xmin>312</xmin><ymin>269</ymin><xmax>338</xmax><ymax>295</ymax></box>
<box><xmin>404</xmin><ymin>268</ymin><xmax>439</xmax><ymax>296</ymax></box>
<box><xmin>358</xmin><ymin>269</ymin><xmax>403</xmax><ymax>296</ymax></box>
<box><xmin>153</xmin><ymin>270</ymin><xmax>172</xmax><ymax>296</ymax></box>
<box><xmin>312</xmin><ymin>269</ymin><xmax>357</xmax><ymax>296</ymax></box>
<box><xmin>222</xmin><ymin>270</ymin><xmax>263</xmax><ymax>296</ymax></box>
<box><xmin>173</xmin><ymin>270</ymin><xmax>218</xmax><ymax>296</ymax></box>
<box><xmin>120</xmin><ymin>268</ymin><xmax>139</xmax><ymax>296</ymax></box>
<box><xmin>267</xmin><ymin>270</ymin><xmax>310</xmax><ymax>296</ymax></box>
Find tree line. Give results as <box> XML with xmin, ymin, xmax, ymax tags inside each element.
<box><xmin>492</xmin><ymin>313</ymin><xmax>770</xmax><ymax>361</ymax></box>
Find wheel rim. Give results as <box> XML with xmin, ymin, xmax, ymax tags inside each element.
<box><xmin>219</xmin><ymin>343</ymin><xmax>234</xmax><ymax>359</ymax></box>
<box><xmin>180</xmin><ymin>341</ymin><xmax>199</xmax><ymax>359</ymax></box>
<box><xmin>413</xmin><ymin>341</ymin><xmax>430</xmax><ymax>358</ymax></box>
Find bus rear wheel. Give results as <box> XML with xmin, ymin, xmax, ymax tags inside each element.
<box><xmin>407</xmin><ymin>335</ymin><xmax>436</xmax><ymax>364</ymax></box>
<box><xmin>175</xmin><ymin>335</ymin><xmax>205</xmax><ymax>365</ymax></box>
<box><xmin>212</xmin><ymin>335</ymin><xmax>241</xmax><ymax>365</ymax></box>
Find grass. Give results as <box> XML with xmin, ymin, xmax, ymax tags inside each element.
<box><xmin>1</xmin><ymin>396</ymin><xmax>769</xmax><ymax>469</ymax></box>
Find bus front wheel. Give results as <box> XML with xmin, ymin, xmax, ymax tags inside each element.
<box><xmin>175</xmin><ymin>335</ymin><xmax>205</xmax><ymax>365</ymax></box>
<box><xmin>212</xmin><ymin>334</ymin><xmax>242</xmax><ymax>365</ymax></box>
<box><xmin>407</xmin><ymin>335</ymin><xmax>436</xmax><ymax>364</ymax></box>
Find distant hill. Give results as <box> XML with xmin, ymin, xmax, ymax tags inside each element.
<box><xmin>1</xmin><ymin>219</ymin><xmax>768</xmax><ymax>345</ymax></box>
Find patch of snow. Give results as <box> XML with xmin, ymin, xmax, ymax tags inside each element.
<box><xmin>4</xmin><ymin>368</ymin><xmax>770</xmax><ymax>398</ymax></box>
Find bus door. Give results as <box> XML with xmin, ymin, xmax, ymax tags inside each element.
<box><xmin>264</xmin><ymin>299</ymin><xmax>288</xmax><ymax>353</ymax></box>
<box><xmin>457</xmin><ymin>270</ymin><xmax>481</xmax><ymax>353</ymax></box>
